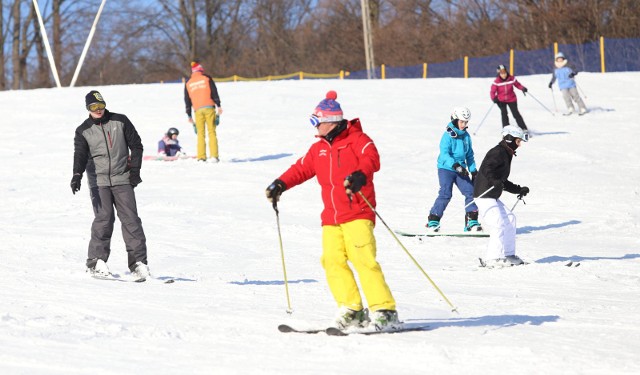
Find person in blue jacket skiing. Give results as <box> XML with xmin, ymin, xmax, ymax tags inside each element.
<box><xmin>548</xmin><ymin>52</ymin><xmax>587</xmax><ymax>115</ymax></box>
<box><xmin>426</xmin><ymin>107</ymin><xmax>482</xmax><ymax>232</ymax></box>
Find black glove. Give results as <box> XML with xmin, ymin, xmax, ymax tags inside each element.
<box><xmin>130</xmin><ymin>169</ymin><xmax>142</xmax><ymax>187</ymax></box>
<box><xmin>548</xmin><ymin>82</ymin><xmax>553</xmax><ymax>89</ymax></box>
<box><xmin>569</xmin><ymin>72</ymin><xmax>577</xmax><ymax>78</ymax></box>
<box><xmin>452</xmin><ymin>163</ymin><xmax>469</xmax><ymax>177</ymax></box>
<box><xmin>471</xmin><ymin>171</ymin><xmax>478</xmax><ymax>182</ymax></box>
<box><xmin>344</xmin><ymin>170</ymin><xmax>367</xmax><ymax>194</ymax></box>
<box><xmin>518</xmin><ymin>186</ymin><xmax>529</xmax><ymax>199</ymax></box>
<box><xmin>492</xmin><ymin>97</ymin><xmax>499</xmax><ymax>104</ymax></box>
<box><xmin>70</xmin><ymin>174</ymin><xmax>82</xmax><ymax>194</ymax></box>
<box><xmin>522</xmin><ymin>87</ymin><xmax>528</xmax><ymax>96</ymax></box>
<box><xmin>265</xmin><ymin>179</ymin><xmax>286</xmax><ymax>203</ymax></box>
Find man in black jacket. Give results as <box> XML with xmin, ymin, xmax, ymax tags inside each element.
<box><xmin>473</xmin><ymin>125</ymin><xmax>530</xmax><ymax>267</ymax></box>
<box><xmin>71</xmin><ymin>90</ymin><xmax>150</xmax><ymax>280</ymax></box>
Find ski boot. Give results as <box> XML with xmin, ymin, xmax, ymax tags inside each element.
<box><xmin>87</xmin><ymin>258</ymin><xmax>111</xmax><ymax>278</ymax></box>
<box><xmin>334</xmin><ymin>307</ymin><xmax>370</xmax><ymax>330</ymax></box>
<box><xmin>465</xmin><ymin>211</ymin><xmax>483</xmax><ymax>232</ymax></box>
<box><xmin>132</xmin><ymin>261</ymin><xmax>151</xmax><ymax>280</ymax></box>
<box><xmin>426</xmin><ymin>214</ymin><xmax>441</xmax><ymax>232</ymax></box>
<box><xmin>371</xmin><ymin>309</ymin><xmax>402</xmax><ymax>331</ymax></box>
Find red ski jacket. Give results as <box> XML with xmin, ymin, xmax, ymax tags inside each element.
<box><xmin>490</xmin><ymin>74</ymin><xmax>525</xmax><ymax>103</ymax></box>
<box><xmin>278</xmin><ymin>118</ymin><xmax>380</xmax><ymax>226</ymax></box>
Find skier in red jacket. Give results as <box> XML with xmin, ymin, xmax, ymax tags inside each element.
<box><xmin>490</xmin><ymin>65</ymin><xmax>529</xmax><ymax>140</ymax></box>
<box><xmin>265</xmin><ymin>91</ymin><xmax>399</xmax><ymax>331</ymax></box>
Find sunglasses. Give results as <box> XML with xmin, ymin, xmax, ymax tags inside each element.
<box><xmin>87</xmin><ymin>103</ymin><xmax>106</xmax><ymax>112</ymax></box>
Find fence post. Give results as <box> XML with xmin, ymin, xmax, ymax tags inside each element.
<box><xmin>554</xmin><ymin>42</ymin><xmax>558</xmax><ymax>57</ymax></box>
<box><xmin>600</xmin><ymin>36</ymin><xmax>606</xmax><ymax>73</ymax></box>
<box><xmin>233</xmin><ymin>75</ymin><xmax>237</xmax><ymax>82</ymax></box>
<box><xmin>509</xmin><ymin>49</ymin><xmax>514</xmax><ymax>74</ymax></box>
<box><xmin>464</xmin><ymin>56</ymin><xmax>468</xmax><ymax>78</ymax></box>
<box><xmin>423</xmin><ymin>63</ymin><xmax>427</xmax><ymax>79</ymax></box>
<box><xmin>299</xmin><ymin>71</ymin><xmax>303</xmax><ymax>80</ymax></box>
<box><xmin>381</xmin><ymin>64</ymin><xmax>386</xmax><ymax>79</ymax></box>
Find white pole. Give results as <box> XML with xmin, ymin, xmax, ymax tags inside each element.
<box><xmin>32</xmin><ymin>0</ymin><xmax>62</xmax><ymax>88</ymax></box>
<box><xmin>360</xmin><ymin>0</ymin><xmax>375</xmax><ymax>79</ymax></box>
<box><xmin>70</xmin><ymin>0</ymin><xmax>107</xmax><ymax>87</ymax></box>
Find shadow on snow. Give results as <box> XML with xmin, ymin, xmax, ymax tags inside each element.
<box><xmin>536</xmin><ymin>253</ymin><xmax>640</xmax><ymax>264</ymax></box>
<box><xmin>229</xmin><ymin>153</ymin><xmax>293</xmax><ymax>163</ymax></box>
<box><xmin>407</xmin><ymin>314</ymin><xmax>560</xmax><ymax>330</ymax></box>
<box><xmin>517</xmin><ymin>219</ymin><xmax>581</xmax><ymax>234</ymax></box>
<box><xmin>228</xmin><ymin>279</ymin><xmax>318</xmax><ymax>285</ymax></box>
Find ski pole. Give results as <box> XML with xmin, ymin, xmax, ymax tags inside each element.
<box><xmin>510</xmin><ymin>196</ymin><xmax>526</xmax><ymax>212</ymax></box>
<box><xmin>550</xmin><ymin>88</ymin><xmax>558</xmax><ymax>113</ymax></box>
<box><xmin>464</xmin><ymin>185</ymin><xmax>495</xmax><ymax>210</ymax></box>
<box><xmin>576</xmin><ymin>83</ymin><xmax>588</xmax><ymax>99</ymax></box>
<box><xmin>528</xmin><ymin>91</ymin><xmax>555</xmax><ymax>116</ymax></box>
<box><xmin>272</xmin><ymin>200</ymin><xmax>293</xmax><ymax>314</ymax></box>
<box><xmin>471</xmin><ymin>102</ymin><xmax>495</xmax><ymax>135</ymax></box>
<box><xmin>357</xmin><ymin>191</ymin><xmax>458</xmax><ymax>313</ymax></box>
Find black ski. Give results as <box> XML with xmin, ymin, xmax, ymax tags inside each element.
<box><xmin>278</xmin><ymin>324</ymin><xmax>430</xmax><ymax>335</ymax></box>
<box><xmin>325</xmin><ymin>326</ymin><xmax>430</xmax><ymax>336</ymax></box>
<box><xmin>278</xmin><ymin>324</ymin><xmax>326</xmax><ymax>334</ymax></box>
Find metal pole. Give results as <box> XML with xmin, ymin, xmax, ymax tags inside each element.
<box><xmin>464</xmin><ymin>186</ymin><xmax>495</xmax><ymax>210</ymax></box>
<box><xmin>527</xmin><ymin>91</ymin><xmax>555</xmax><ymax>116</ymax></box>
<box><xmin>272</xmin><ymin>202</ymin><xmax>293</xmax><ymax>314</ymax></box>
<box><xmin>360</xmin><ymin>0</ymin><xmax>375</xmax><ymax>79</ymax></box>
<box><xmin>357</xmin><ymin>192</ymin><xmax>458</xmax><ymax>313</ymax></box>
<box><xmin>70</xmin><ymin>0</ymin><xmax>108</xmax><ymax>87</ymax></box>
<box><xmin>471</xmin><ymin>103</ymin><xmax>495</xmax><ymax>135</ymax></box>
<box><xmin>32</xmin><ymin>0</ymin><xmax>62</xmax><ymax>88</ymax></box>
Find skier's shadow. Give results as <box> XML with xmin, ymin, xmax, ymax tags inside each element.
<box><xmin>517</xmin><ymin>219</ymin><xmax>580</xmax><ymax>234</ymax></box>
<box><xmin>536</xmin><ymin>253</ymin><xmax>640</xmax><ymax>264</ymax></box>
<box><xmin>228</xmin><ymin>279</ymin><xmax>318</xmax><ymax>285</ymax></box>
<box><xmin>407</xmin><ymin>314</ymin><xmax>559</xmax><ymax>330</ymax></box>
<box><xmin>229</xmin><ymin>153</ymin><xmax>292</xmax><ymax>163</ymax></box>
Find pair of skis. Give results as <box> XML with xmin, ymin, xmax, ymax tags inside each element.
<box><xmin>91</xmin><ymin>274</ymin><xmax>175</xmax><ymax>284</ymax></box>
<box><xmin>278</xmin><ymin>324</ymin><xmax>429</xmax><ymax>336</ymax></box>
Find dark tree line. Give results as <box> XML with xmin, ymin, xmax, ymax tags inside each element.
<box><xmin>1</xmin><ymin>0</ymin><xmax>639</xmax><ymax>90</ymax></box>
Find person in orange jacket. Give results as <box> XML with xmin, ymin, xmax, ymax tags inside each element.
<box><xmin>265</xmin><ymin>91</ymin><xmax>400</xmax><ymax>332</ymax></box>
<box><xmin>184</xmin><ymin>61</ymin><xmax>223</xmax><ymax>162</ymax></box>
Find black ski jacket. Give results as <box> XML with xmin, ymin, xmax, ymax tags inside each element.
<box><xmin>473</xmin><ymin>141</ymin><xmax>523</xmax><ymax>199</ymax></box>
<box><xmin>73</xmin><ymin>110</ymin><xmax>143</xmax><ymax>188</ymax></box>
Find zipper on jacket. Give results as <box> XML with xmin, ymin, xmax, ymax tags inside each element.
<box><xmin>99</xmin><ymin>123</ymin><xmax>113</xmax><ymax>186</ymax></box>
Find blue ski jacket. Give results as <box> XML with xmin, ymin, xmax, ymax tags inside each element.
<box><xmin>550</xmin><ymin>66</ymin><xmax>577</xmax><ymax>90</ymax></box>
<box><xmin>436</xmin><ymin>122</ymin><xmax>477</xmax><ymax>173</ymax></box>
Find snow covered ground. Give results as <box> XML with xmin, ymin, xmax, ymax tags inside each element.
<box><xmin>1</xmin><ymin>72</ymin><xmax>639</xmax><ymax>374</ymax></box>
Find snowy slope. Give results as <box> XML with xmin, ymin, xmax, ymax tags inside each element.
<box><xmin>1</xmin><ymin>72</ymin><xmax>639</xmax><ymax>374</ymax></box>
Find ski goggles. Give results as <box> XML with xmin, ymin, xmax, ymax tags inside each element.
<box><xmin>87</xmin><ymin>103</ymin><xmax>106</xmax><ymax>112</ymax></box>
<box><xmin>309</xmin><ymin>114</ymin><xmax>321</xmax><ymax>127</ymax></box>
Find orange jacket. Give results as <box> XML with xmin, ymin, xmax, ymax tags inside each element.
<box><xmin>184</xmin><ymin>72</ymin><xmax>221</xmax><ymax>117</ymax></box>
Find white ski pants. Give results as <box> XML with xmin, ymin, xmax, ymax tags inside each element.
<box><xmin>475</xmin><ymin>198</ymin><xmax>517</xmax><ymax>259</ymax></box>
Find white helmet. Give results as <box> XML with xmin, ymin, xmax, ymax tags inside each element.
<box><xmin>502</xmin><ymin>125</ymin><xmax>527</xmax><ymax>141</ymax></box>
<box><xmin>451</xmin><ymin>107</ymin><xmax>471</xmax><ymax>122</ymax></box>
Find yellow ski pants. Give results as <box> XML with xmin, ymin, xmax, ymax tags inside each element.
<box><xmin>195</xmin><ymin>107</ymin><xmax>218</xmax><ymax>160</ymax></box>
<box><xmin>321</xmin><ymin>219</ymin><xmax>396</xmax><ymax>312</ymax></box>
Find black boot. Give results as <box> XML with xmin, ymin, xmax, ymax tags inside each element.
<box><xmin>426</xmin><ymin>214</ymin><xmax>441</xmax><ymax>232</ymax></box>
<box><xmin>465</xmin><ymin>211</ymin><xmax>482</xmax><ymax>232</ymax></box>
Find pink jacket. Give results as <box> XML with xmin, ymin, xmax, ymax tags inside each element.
<box><xmin>490</xmin><ymin>74</ymin><xmax>525</xmax><ymax>103</ymax></box>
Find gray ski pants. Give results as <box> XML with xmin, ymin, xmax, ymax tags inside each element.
<box><xmin>561</xmin><ymin>87</ymin><xmax>586</xmax><ymax>112</ymax></box>
<box><xmin>87</xmin><ymin>184</ymin><xmax>147</xmax><ymax>271</ymax></box>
